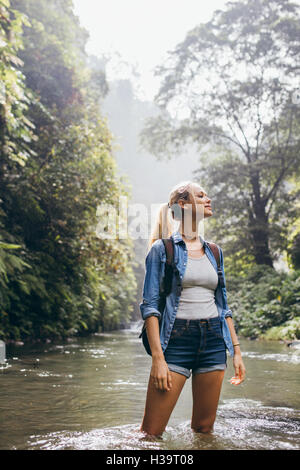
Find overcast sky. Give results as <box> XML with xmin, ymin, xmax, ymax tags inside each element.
<box><xmin>73</xmin><ymin>0</ymin><xmax>229</xmax><ymax>100</ymax></box>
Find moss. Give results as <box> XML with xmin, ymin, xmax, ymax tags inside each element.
<box><xmin>261</xmin><ymin>317</ymin><xmax>300</xmax><ymax>341</ymax></box>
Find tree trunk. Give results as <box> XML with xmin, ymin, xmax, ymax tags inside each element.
<box><xmin>249</xmin><ymin>172</ymin><xmax>273</xmax><ymax>267</ymax></box>
<box><xmin>250</xmin><ymin>218</ymin><xmax>273</xmax><ymax>267</ymax></box>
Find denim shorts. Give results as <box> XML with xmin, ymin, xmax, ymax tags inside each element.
<box><xmin>164</xmin><ymin>316</ymin><xmax>227</xmax><ymax>379</ymax></box>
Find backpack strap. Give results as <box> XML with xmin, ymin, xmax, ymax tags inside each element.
<box><xmin>162</xmin><ymin>238</ymin><xmax>174</xmax><ymax>267</ymax></box>
<box><xmin>161</xmin><ymin>237</ymin><xmax>175</xmax><ymax>297</ymax></box>
<box><xmin>207</xmin><ymin>242</ymin><xmax>225</xmax><ymax>288</ymax></box>
<box><xmin>207</xmin><ymin>242</ymin><xmax>220</xmax><ymax>267</ymax></box>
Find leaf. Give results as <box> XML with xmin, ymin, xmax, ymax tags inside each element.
<box><xmin>0</xmin><ymin>242</ymin><xmax>22</xmax><ymax>250</ymax></box>
<box><xmin>80</xmin><ymin>321</ymin><xmax>88</xmax><ymax>330</ymax></box>
<box><xmin>18</xmin><ymin>280</ymin><xmax>31</xmax><ymax>295</ymax></box>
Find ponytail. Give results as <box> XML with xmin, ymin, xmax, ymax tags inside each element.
<box><xmin>148</xmin><ymin>202</ymin><xmax>174</xmax><ymax>250</ymax></box>
<box><xmin>147</xmin><ymin>180</ymin><xmax>199</xmax><ymax>250</ymax></box>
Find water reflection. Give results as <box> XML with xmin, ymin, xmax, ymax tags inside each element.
<box><xmin>0</xmin><ymin>325</ymin><xmax>299</xmax><ymax>450</ymax></box>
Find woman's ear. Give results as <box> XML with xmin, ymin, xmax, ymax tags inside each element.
<box><xmin>170</xmin><ymin>202</ymin><xmax>183</xmax><ymax>220</ymax></box>
<box><xmin>177</xmin><ymin>199</ymin><xmax>185</xmax><ymax>209</ymax></box>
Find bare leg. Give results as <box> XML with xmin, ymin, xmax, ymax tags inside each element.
<box><xmin>140</xmin><ymin>370</ymin><xmax>187</xmax><ymax>437</ymax></box>
<box><xmin>191</xmin><ymin>370</ymin><xmax>225</xmax><ymax>433</ymax></box>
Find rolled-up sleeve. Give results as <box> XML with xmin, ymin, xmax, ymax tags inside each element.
<box><xmin>219</xmin><ymin>247</ymin><xmax>233</xmax><ymax>319</ymax></box>
<box><xmin>139</xmin><ymin>241</ymin><xmax>164</xmax><ymax>321</ymax></box>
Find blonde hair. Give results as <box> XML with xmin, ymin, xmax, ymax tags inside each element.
<box><xmin>148</xmin><ymin>180</ymin><xmax>199</xmax><ymax>250</ymax></box>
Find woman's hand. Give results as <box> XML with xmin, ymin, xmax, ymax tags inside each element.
<box><xmin>232</xmin><ymin>353</ymin><xmax>246</xmax><ymax>385</ymax></box>
<box><xmin>150</xmin><ymin>356</ymin><xmax>172</xmax><ymax>392</ymax></box>
<box><xmin>225</xmin><ymin>318</ymin><xmax>246</xmax><ymax>385</ymax></box>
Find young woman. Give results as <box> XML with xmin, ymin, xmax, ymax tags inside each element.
<box><xmin>139</xmin><ymin>180</ymin><xmax>246</xmax><ymax>437</ymax></box>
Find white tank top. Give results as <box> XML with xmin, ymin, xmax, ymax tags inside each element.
<box><xmin>175</xmin><ymin>253</ymin><xmax>219</xmax><ymax>320</ymax></box>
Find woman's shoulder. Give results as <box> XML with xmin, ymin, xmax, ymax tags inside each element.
<box><xmin>152</xmin><ymin>238</ymin><xmax>164</xmax><ymax>248</ymax></box>
<box><xmin>147</xmin><ymin>239</ymin><xmax>165</xmax><ymax>259</ymax></box>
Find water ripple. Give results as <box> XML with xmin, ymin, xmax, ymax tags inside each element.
<box><xmin>26</xmin><ymin>399</ymin><xmax>300</xmax><ymax>450</ymax></box>
<box><xmin>242</xmin><ymin>351</ymin><xmax>300</xmax><ymax>364</ymax></box>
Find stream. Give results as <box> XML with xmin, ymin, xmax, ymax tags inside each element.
<box><xmin>0</xmin><ymin>321</ymin><xmax>299</xmax><ymax>450</ymax></box>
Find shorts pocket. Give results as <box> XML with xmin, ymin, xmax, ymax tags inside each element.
<box><xmin>170</xmin><ymin>324</ymin><xmax>187</xmax><ymax>339</ymax></box>
<box><xmin>207</xmin><ymin>320</ymin><xmax>223</xmax><ymax>339</ymax></box>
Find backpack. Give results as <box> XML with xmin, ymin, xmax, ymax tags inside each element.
<box><xmin>139</xmin><ymin>237</ymin><xmax>225</xmax><ymax>356</ymax></box>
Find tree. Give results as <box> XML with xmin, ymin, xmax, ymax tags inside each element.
<box><xmin>141</xmin><ymin>0</ymin><xmax>300</xmax><ymax>267</ymax></box>
<box><xmin>0</xmin><ymin>0</ymin><xmax>137</xmax><ymax>341</ymax></box>
<box><xmin>0</xmin><ymin>0</ymin><xmax>36</xmax><ymax>170</ymax></box>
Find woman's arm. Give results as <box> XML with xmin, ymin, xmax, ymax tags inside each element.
<box><xmin>140</xmin><ymin>242</ymin><xmax>172</xmax><ymax>392</ymax></box>
<box><xmin>219</xmin><ymin>246</ymin><xmax>246</xmax><ymax>384</ymax></box>
<box><xmin>145</xmin><ymin>315</ymin><xmax>164</xmax><ymax>359</ymax></box>
<box><xmin>139</xmin><ymin>242</ymin><xmax>164</xmax><ymax>321</ymax></box>
<box><xmin>145</xmin><ymin>316</ymin><xmax>172</xmax><ymax>392</ymax></box>
<box><xmin>226</xmin><ymin>316</ymin><xmax>246</xmax><ymax>384</ymax></box>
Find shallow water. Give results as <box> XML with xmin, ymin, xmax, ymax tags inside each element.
<box><xmin>0</xmin><ymin>322</ymin><xmax>299</xmax><ymax>450</ymax></box>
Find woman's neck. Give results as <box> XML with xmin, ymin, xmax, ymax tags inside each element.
<box><xmin>178</xmin><ymin>226</ymin><xmax>199</xmax><ymax>241</ymax></box>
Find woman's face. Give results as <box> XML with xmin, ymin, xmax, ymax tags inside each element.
<box><xmin>192</xmin><ymin>185</ymin><xmax>212</xmax><ymax>218</ymax></box>
<box><xmin>178</xmin><ymin>184</ymin><xmax>212</xmax><ymax>219</ymax></box>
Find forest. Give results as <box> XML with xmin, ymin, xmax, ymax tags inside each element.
<box><xmin>0</xmin><ymin>0</ymin><xmax>137</xmax><ymax>342</ymax></box>
<box><xmin>0</xmin><ymin>0</ymin><xmax>299</xmax><ymax>344</ymax></box>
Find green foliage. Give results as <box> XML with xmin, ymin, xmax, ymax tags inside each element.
<box><xmin>0</xmin><ymin>0</ymin><xmax>36</xmax><ymax>166</ymax></box>
<box><xmin>228</xmin><ymin>267</ymin><xmax>300</xmax><ymax>339</ymax></box>
<box><xmin>286</xmin><ymin>177</ymin><xmax>300</xmax><ymax>269</ymax></box>
<box><xmin>261</xmin><ymin>318</ymin><xmax>300</xmax><ymax>341</ymax></box>
<box><xmin>0</xmin><ymin>0</ymin><xmax>137</xmax><ymax>342</ymax></box>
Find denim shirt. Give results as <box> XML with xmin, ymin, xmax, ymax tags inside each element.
<box><xmin>139</xmin><ymin>230</ymin><xmax>234</xmax><ymax>357</ymax></box>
